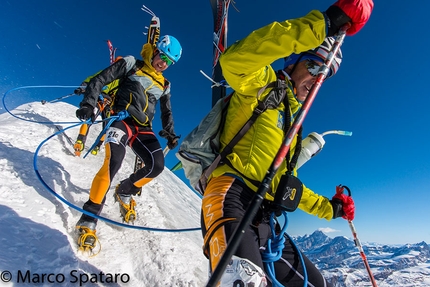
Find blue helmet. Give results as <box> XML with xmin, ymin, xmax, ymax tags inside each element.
<box><xmin>284</xmin><ymin>37</ymin><xmax>342</xmax><ymax>78</ymax></box>
<box><xmin>157</xmin><ymin>35</ymin><xmax>182</xmax><ymax>64</ymax></box>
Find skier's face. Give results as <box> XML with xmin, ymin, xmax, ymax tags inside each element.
<box><xmin>152</xmin><ymin>52</ymin><xmax>171</xmax><ymax>73</ymax></box>
<box><xmin>290</xmin><ymin>59</ymin><xmax>323</xmax><ymax>102</ymax></box>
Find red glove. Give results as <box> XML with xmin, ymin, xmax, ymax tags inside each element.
<box><xmin>331</xmin><ymin>185</ymin><xmax>355</xmax><ymax>221</ymax></box>
<box><xmin>332</xmin><ymin>0</ymin><xmax>374</xmax><ymax>35</ymax></box>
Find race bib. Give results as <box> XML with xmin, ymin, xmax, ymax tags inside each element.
<box><xmin>105</xmin><ymin>127</ymin><xmax>126</xmax><ymax>145</ymax></box>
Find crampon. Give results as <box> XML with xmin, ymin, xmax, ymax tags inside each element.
<box><xmin>114</xmin><ymin>193</ymin><xmax>137</xmax><ymax>224</ymax></box>
<box><xmin>74</xmin><ymin>140</ymin><xmax>84</xmax><ymax>157</ymax></box>
<box><xmin>76</xmin><ymin>226</ymin><xmax>101</xmax><ymax>256</ymax></box>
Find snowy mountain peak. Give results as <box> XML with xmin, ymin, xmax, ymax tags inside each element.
<box><xmin>293</xmin><ymin>229</ymin><xmax>430</xmax><ymax>286</ymax></box>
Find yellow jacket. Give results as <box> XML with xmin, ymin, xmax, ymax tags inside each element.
<box><xmin>212</xmin><ymin>10</ymin><xmax>334</xmax><ymax>220</ymax></box>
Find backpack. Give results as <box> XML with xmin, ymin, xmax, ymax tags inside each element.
<box><xmin>176</xmin><ymin>93</ymin><xmax>231</xmax><ymax>193</ymax></box>
<box><xmin>176</xmin><ymin>79</ymin><xmax>288</xmax><ymax>195</ymax></box>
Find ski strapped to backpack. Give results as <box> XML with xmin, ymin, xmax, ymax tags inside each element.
<box><xmin>176</xmin><ymin>79</ymin><xmax>289</xmax><ymax>195</ymax></box>
<box><xmin>210</xmin><ymin>0</ymin><xmax>231</xmax><ymax>106</ymax></box>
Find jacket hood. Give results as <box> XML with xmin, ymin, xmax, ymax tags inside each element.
<box><xmin>138</xmin><ymin>43</ymin><xmax>165</xmax><ymax>86</ymax></box>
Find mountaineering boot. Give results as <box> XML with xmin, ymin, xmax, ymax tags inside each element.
<box><xmin>75</xmin><ymin>220</ymin><xmax>98</xmax><ymax>251</ymax></box>
<box><xmin>114</xmin><ymin>193</ymin><xmax>136</xmax><ymax>223</ymax></box>
<box><xmin>114</xmin><ymin>178</ymin><xmax>140</xmax><ymax>223</ymax></box>
<box><xmin>74</xmin><ymin>140</ymin><xmax>84</xmax><ymax>157</ymax></box>
<box><xmin>91</xmin><ymin>145</ymin><xmax>101</xmax><ymax>156</ymax></box>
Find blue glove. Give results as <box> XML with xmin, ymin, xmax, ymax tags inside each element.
<box><xmin>116</xmin><ymin>110</ymin><xmax>130</xmax><ymax>121</ymax></box>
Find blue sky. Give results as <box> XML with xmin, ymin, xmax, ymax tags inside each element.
<box><xmin>1</xmin><ymin>0</ymin><xmax>429</xmax><ymax>245</ymax></box>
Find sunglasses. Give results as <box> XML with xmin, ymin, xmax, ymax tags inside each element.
<box><xmin>305</xmin><ymin>59</ymin><xmax>322</xmax><ymax>77</ymax></box>
<box><xmin>159</xmin><ymin>52</ymin><xmax>174</xmax><ymax>66</ymax></box>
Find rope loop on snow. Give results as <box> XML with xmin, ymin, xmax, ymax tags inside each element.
<box><xmin>4</xmin><ymin>86</ymin><xmax>201</xmax><ymax>232</ymax></box>
<box><xmin>1</xmin><ymin>85</ymin><xmax>107</xmax><ymax>125</ymax></box>
<box><xmin>33</xmin><ymin>124</ymin><xmax>200</xmax><ymax>232</ymax></box>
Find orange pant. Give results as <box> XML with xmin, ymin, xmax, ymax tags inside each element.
<box><xmin>201</xmin><ymin>175</ymin><xmax>331</xmax><ymax>286</ymax></box>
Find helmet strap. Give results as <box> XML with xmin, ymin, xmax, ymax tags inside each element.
<box><xmin>284</xmin><ymin>54</ymin><xmax>304</xmax><ymax>78</ymax></box>
<box><xmin>282</xmin><ymin>55</ymin><xmax>302</xmax><ymax>103</ymax></box>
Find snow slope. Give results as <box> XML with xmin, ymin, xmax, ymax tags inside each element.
<box><xmin>0</xmin><ymin>101</ymin><xmax>207</xmax><ymax>286</ymax></box>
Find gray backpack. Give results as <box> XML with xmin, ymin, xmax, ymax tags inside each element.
<box><xmin>176</xmin><ymin>80</ymin><xmax>287</xmax><ymax>195</ymax></box>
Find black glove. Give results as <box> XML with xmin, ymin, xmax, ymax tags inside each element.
<box><xmin>325</xmin><ymin>5</ymin><xmax>352</xmax><ymax>37</ymax></box>
<box><xmin>76</xmin><ymin>104</ymin><xmax>95</xmax><ymax>122</ymax></box>
<box><xmin>167</xmin><ymin>136</ymin><xmax>180</xmax><ymax>150</ymax></box>
<box><xmin>331</xmin><ymin>185</ymin><xmax>355</xmax><ymax>221</ymax></box>
<box><xmin>159</xmin><ymin>130</ymin><xmax>181</xmax><ymax>150</ymax></box>
<box><xmin>330</xmin><ymin>198</ymin><xmax>345</xmax><ymax>219</ymax></box>
<box><xmin>74</xmin><ymin>82</ymin><xmax>87</xmax><ymax>95</ymax></box>
<box><xmin>326</xmin><ymin>0</ymin><xmax>374</xmax><ymax>36</ymax></box>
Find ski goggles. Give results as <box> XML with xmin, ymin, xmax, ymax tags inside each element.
<box><xmin>159</xmin><ymin>52</ymin><xmax>174</xmax><ymax>66</ymax></box>
<box><xmin>305</xmin><ymin>59</ymin><xmax>322</xmax><ymax>77</ymax></box>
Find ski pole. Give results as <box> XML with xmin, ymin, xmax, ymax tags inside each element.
<box><xmin>41</xmin><ymin>93</ymin><xmax>76</xmax><ymax>105</ymax></box>
<box><xmin>163</xmin><ymin>146</ymin><xmax>170</xmax><ymax>157</ymax></box>
<box><xmin>206</xmin><ymin>24</ymin><xmax>350</xmax><ymax>287</ymax></box>
<box><xmin>340</xmin><ymin>185</ymin><xmax>378</xmax><ymax>287</ymax></box>
<box><xmin>348</xmin><ymin>221</ymin><xmax>378</xmax><ymax>287</ymax></box>
<box><xmin>170</xmin><ymin>161</ymin><xmax>182</xmax><ymax>172</ymax></box>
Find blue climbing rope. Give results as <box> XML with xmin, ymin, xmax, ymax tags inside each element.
<box><xmin>34</xmin><ymin>123</ymin><xmax>200</xmax><ymax>232</ymax></box>
<box><xmin>262</xmin><ymin>211</ymin><xmax>308</xmax><ymax>287</ymax></box>
<box><xmin>82</xmin><ymin>110</ymin><xmax>129</xmax><ymax>158</ymax></box>
<box><xmin>1</xmin><ymin>85</ymin><xmax>91</xmax><ymax>125</ymax></box>
<box><xmin>5</xmin><ymin>85</ymin><xmax>201</xmax><ymax>232</ymax></box>
<box><xmin>83</xmin><ymin>117</ymin><xmax>115</xmax><ymax>158</ymax></box>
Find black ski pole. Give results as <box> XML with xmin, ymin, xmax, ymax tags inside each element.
<box><xmin>205</xmin><ymin>25</ymin><xmax>350</xmax><ymax>287</ymax></box>
<box><xmin>41</xmin><ymin>93</ymin><xmax>76</xmax><ymax>105</ymax></box>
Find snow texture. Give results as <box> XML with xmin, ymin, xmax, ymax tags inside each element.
<box><xmin>0</xmin><ymin>101</ymin><xmax>207</xmax><ymax>286</ymax></box>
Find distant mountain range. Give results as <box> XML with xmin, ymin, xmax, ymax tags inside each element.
<box><xmin>293</xmin><ymin>230</ymin><xmax>430</xmax><ymax>287</ymax></box>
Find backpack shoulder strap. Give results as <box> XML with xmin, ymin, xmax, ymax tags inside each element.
<box><xmin>128</xmin><ymin>59</ymin><xmax>145</xmax><ymax>77</ymax></box>
<box><xmin>200</xmin><ymin>80</ymin><xmax>286</xmax><ymax>189</ymax></box>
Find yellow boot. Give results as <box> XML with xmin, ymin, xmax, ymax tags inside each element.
<box><xmin>74</xmin><ymin>140</ymin><xmax>84</xmax><ymax>157</ymax></box>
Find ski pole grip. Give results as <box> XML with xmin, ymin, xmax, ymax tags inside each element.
<box><xmin>340</xmin><ymin>22</ymin><xmax>352</xmax><ymax>34</ymax></box>
<box><xmin>338</xmin><ymin>184</ymin><xmax>351</xmax><ymax>197</ymax></box>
